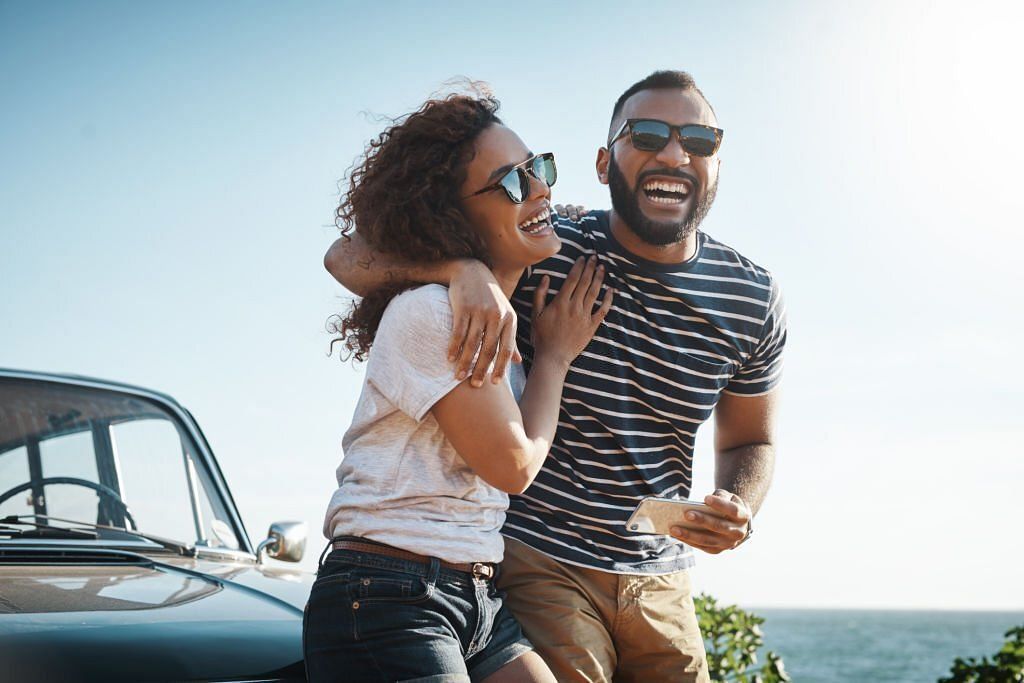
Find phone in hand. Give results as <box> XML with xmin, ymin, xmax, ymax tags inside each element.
<box><xmin>625</xmin><ymin>496</ymin><xmax>723</xmax><ymax>535</ymax></box>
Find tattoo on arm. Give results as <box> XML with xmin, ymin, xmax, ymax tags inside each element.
<box><xmin>356</xmin><ymin>254</ymin><xmax>375</xmax><ymax>270</ymax></box>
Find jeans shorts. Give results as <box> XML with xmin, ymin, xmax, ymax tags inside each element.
<box><xmin>303</xmin><ymin>543</ymin><xmax>533</xmax><ymax>683</ymax></box>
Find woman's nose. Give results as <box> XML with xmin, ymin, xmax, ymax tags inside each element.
<box><xmin>527</xmin><ymin>171</ymin><xmax>551</xmax><ymax>200</ymax></box>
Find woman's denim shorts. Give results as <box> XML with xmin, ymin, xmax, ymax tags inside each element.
<box><xmin>303</xmin><ymin>543</ymin><xmax>533</xmax><ymax>682</ymax></box>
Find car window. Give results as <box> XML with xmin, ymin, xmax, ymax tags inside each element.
<box><xmin>110</xmin><ymin>418</ymin><xmax>198</xmax><ymax>543</ymax></box>
<box><xmin>0</xmin><ymin>446</ymin><xmax>31</xmax><ymax>515</ymax></box>
<box><xmin>0</xmin><ymin>378</ymin><xmax>242</xmax><ymax>551</ymax></box>
<box><xmin>38</xmin><ymin>429</ymin><xmax>101</xmax><ymax>522</ymax></box>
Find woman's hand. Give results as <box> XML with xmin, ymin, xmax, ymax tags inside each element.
<box><xmin>531</xmin><ymin>256</ymin><xmax>613</xmax><ymax>370</ymax></box>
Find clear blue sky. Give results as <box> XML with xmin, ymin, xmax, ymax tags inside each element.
<box><xmin>2</xmin><ymin>0</ymin><xmax>1021</xmax><ymax>609</ymax></box>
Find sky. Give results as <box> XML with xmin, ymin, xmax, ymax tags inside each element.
<box><xmin>2</xmin><ymin>0</ymin><xmax>1022</xmax><ymax>610</ymax></box>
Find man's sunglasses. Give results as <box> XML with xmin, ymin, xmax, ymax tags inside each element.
<box><xmin>608</xmin><ymin>119</ymin><xmax>724</xmax><ymax>157</ymax></box>
<box><xmin>464</xmin><ymin>152</ymin><xmax>557</xmax><ymax>204</ymax></box>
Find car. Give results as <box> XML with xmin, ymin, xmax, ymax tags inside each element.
<box><xmin>0</xmin><ymin>368</ymin><xmax>313</xmax><ymax>682</ymax></box>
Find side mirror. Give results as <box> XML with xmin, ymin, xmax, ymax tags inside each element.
<box><xmin>256</xmin><ymin>521</ymin><xmax>307</xmax><ymax>564</ymax></box>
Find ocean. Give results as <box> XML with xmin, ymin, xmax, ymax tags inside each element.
<box><xmin>751</xmin><ymin>609</ymin><xmax>1024</xmax><ymax>682</ymax></box>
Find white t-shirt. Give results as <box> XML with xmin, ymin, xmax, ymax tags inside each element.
<box><xmin>322</xmin><ymin>284</ymin><xmax>515</xmax><ymax>564</ymax></box>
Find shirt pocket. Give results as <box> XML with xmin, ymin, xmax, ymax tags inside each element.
<box><xmin>666</xmin><ymin>353</ymin><xmax>737</xmax><ymax>418</ymax></box>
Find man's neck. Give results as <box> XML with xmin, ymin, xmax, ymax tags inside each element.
<box><xmin>609</xmin><ymin>209</ymin><xmax>699</xmax><ymax>264</ymax></box>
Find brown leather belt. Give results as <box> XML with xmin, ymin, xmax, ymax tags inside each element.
<box><xmin>332</xmin><ymin>539</ymin><xmax>496</xmax><ymax>580</ymax></box>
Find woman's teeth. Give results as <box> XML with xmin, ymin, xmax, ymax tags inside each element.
<box><xmin>518</xmin><ymin>208</ymin><xmax>551</xmax><ymax>234</ymax></box>
<box><xmin>643</xmin><ymin>181</ymin><xmax>691</xmax><ymax>204</ymax></box>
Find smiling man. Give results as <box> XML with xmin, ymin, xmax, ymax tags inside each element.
<box><xmin>324</xmin><ymin>71</ymin><xmax>786</xmax><ymax>683</ymax></box>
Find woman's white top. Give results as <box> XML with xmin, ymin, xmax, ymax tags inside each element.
<box><xmin>322</xmin><ymin>284</ymin><xmax>522</xmax><ymax>563</ymax></box>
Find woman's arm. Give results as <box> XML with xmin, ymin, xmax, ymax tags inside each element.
<box><xmin>431</xmin><ymin>257</ymin><xmax>612</xmax><ymax>494</ymax></box>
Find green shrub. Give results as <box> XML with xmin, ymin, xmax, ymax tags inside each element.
<box><xmin>938</xmin><ymin>625</ymin><xmax>1024</xmax><ymax>682</ymax></box>
<box><xmin>695</xmin><ymin>593</ymin><xmax>790</xmax><ymax>683</ymax></box>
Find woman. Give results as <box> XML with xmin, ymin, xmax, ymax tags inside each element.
<box><xmin>304</xmin><ymin>86</ymin><xmax>613</xmax><ymax>683</ymax></box>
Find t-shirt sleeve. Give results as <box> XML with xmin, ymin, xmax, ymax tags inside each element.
<box><xmin>365</xmin><ymin>286</ymin><xmax>464</xmax><ymax>421</ymax></box>
<box><xmin>724</xmin><ymin>277</ymin><xmax>787</xmax><ymax>396</ymax></box>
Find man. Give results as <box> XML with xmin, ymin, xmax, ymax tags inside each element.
<box><xmin>325</xmin><ymin>70</ymin><xmax>786</xmax><ymax>683</ymax></box>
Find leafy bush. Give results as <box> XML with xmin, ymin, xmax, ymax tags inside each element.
<box><xmin>695</xmin><ymin>593</ymin><xmax>790</xmax><ymax>683</ymax></box>
<box><xmin>938</xmin><ymin>625</ymin><xmax>1024</xmax><ymax>682</ymax></box>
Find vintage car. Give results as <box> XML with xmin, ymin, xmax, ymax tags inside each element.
<box><xmin>0</xmin><ymin>368</ymin><xmax>313</xmax><ymax>682</ymax></box>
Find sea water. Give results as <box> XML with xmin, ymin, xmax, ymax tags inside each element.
<box><xmin>751</xmin><ymin>609</ymin><xmax>1024</xmax><ymax>682</ymax></box>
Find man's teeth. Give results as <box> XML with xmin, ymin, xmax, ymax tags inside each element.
<box><xmin>643</xmin><ymin>181</ymin><xmax>691</xmax><ymax>205</ymax></box>
<box><xmin>518</xmin><ymin>209</ymin><xmax>551</xmax><ymax>233</ymax></box>
<box><xmin>643</xmin><ymin>181</ymin><xmax>691</xmax><ymax>195</ymax></box>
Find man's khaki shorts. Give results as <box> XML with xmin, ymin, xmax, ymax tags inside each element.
<box><xmin>497</xmin><ymin>537</ymin><xmax>710</xmax><ymax>683</ymax></box>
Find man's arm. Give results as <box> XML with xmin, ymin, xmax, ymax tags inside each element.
<box><xmin>324</xmin><ymin>232</ymin><xmax>457</xmax><ymax>297</ymax></box>
<box><xmin>323</xmin><ymin>233</ymin><xmax>520</xmax><ymax>386</ymax></box>
<box><xmin>670</xmin><ymin>390</ymin><xmax>778</xmax><ymax>554</ymax></box>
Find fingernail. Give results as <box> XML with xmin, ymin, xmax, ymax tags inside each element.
<box><xmin>457</xmin><ymin>371</ymin><xmax>466</xmax><ymax>380</ymax></box>
<box><xmin>471</xmin><ymin>379</ymin><xmax>483</xmax><ymax>387</ymax></box>
<box><xmin>671</xmin><ymin>526</ymin><xmax>683</xmax><ymax>536</ymax></box>
<box><xmin>686</xmin><ymin>512</ymin><xmax>698</xmax><ymax>521</ymax></box>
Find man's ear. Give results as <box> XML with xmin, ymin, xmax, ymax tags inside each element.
<box><xmin>596</xmin><ymin>147</ymin><xmax>610</xmax><ymax>185</ymax></box>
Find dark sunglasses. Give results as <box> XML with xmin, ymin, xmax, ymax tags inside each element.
<box><xmin>608</xmin><ymin>119</ymin><xmax>724</xmax><ymax>157</ymax></box>
<box><xmin>464</xmin><ymin>152</ymin><xmax>557</xmax><ymax>204</ymax></box>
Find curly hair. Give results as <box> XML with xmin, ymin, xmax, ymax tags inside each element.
<box><xmin>329</xmin><ymin>86</ymin><xmax>503</xmax><ymax>361</ymax></box>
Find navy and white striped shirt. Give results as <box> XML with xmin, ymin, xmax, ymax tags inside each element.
<box><xmin>505</xmin><ymin>211</ymin><xmax>786</xmax><ymax>574</ymax></box>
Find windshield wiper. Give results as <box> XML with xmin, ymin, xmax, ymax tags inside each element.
<box><xmin>0</xmin><ymin>519</ymin><xmax>98</xmax><ymax>540</ymax></box>
<box><xmin>0</xmin><ymin>514</ymin><xmax>196</xmax><ymax>557</ymax></box>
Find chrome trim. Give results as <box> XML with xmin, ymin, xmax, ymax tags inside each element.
<box><xmin>256</xmin><ymin>521</ymin><xmax>307</xmax><ymax>564</ymax></box>
<box><xmin>0</xmin><ymin>537</ymin><xmax>257</xmax><ymax>564</ymax></box>
<box><xmin>255</xmin><ymin>536</ymin><xmax>278</xmax><ymax>562</ymax></box>
<box><xmin>0</xmin><ymin>368</ymin><xmax>257</xmax><ymax>557</ymax></box>
<box><xmin>184</xmin><ymin>454</ymin><xmax>208</xmax><ymax>545</ymax></box>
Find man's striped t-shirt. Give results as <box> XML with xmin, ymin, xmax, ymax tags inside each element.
<box><xmin>505</xmin><ymin>210</ymin><xmax>787</xmax><ymax>575</ymax></box>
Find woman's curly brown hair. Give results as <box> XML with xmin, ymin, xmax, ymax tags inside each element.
<box><xmin>329</xmin><ymin>85</ymin><xmax>503</xmax><ymax>361</ymax></box>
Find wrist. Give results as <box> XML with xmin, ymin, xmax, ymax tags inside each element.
<box><xmin>532</xmin><ymin>352</ymin><xmax>572</xmax><ymax>376</ymax></box>
<box><xmin>445</xmin><ymin>258</ymin><xmax>485</xmax><ymax>286</ymax></box>
<box><xmin>736</xmin><ymin>517</ymin><xmax>753</xmax><ymax>546</ymax></box>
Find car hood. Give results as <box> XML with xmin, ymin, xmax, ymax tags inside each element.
<box><xmin>0</xmin><ymin>551</ymin><xmax>314</xmax><ymax>682</ymax></box>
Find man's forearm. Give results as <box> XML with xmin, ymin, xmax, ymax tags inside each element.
<box><xmin>714</xmin><ymin>443</ymin><xmax>775</xmax><ymax>515</ymax></box>
<box><xmin>323</xmin><ymin>231</ymin><xmax>462</xmax><ymax>296</ymax></box>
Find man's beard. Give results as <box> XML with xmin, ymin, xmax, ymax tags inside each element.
<box><xmin>607</xmin><ymin>152</ymin><xmax>718</xmax><ymax>247</ymax></box>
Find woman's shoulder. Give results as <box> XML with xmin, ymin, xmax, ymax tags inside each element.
<box><xmin>380</xmin><ymin>284</ymin><xmax>453</xmax><ymax>331</ymax></box>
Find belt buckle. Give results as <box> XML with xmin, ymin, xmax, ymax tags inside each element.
<box><xmin>471</xmin><ymin>562</ymin><xmax>493</xmax><ymax>580</ymax></box>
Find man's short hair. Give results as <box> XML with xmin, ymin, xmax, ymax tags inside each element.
<box><xmin>609</xmin><ymin>70</ymin><xmax>715</xmax><ymax>139</ymax></box>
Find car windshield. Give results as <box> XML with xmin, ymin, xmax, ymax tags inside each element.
<box><xmin>0</xmin><ymin>377</ymin><xmax>242</xmax><ymax>552</ymax></box>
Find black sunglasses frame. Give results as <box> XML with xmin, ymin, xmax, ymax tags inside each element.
<box><xmin>608</xmin><ymin>119</ymin><xmax>724</xmax><ymax>157</ymax></box>
<box><xmin>464</xmin><ymin>152</ymin><xmax>557</xmax><ymax>204</ymax></box>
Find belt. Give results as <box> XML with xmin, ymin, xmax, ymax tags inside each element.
<box><xmin>332</xmin><ymin>539</ymin><xmax>496</xmax><ymax>580</ymax></box>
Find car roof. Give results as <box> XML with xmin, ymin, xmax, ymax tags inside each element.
<box><xmin>0</xmin><ymin>368</ymin><xmax>184</xmax><ymax>407</ymax></box>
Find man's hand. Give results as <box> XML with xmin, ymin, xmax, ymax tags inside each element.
<box><xmin>670</xmin><ymin>489</ymin><xmax>752</xmax><ymax>554</ymax></box>
<box><xmin>447</xmin><ymin>260</ymin><xmax>521</xmax><ymax>387</ymax></box>
<box><xmin>553</xmin><ymin>204</ymin><xmax>588</xmax><ymax>222</ymax></box>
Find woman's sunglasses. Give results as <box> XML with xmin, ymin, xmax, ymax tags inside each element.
<box><xmin>608</xmin><ymin>119</ymin><xmax>724</xmax><ymax>157</ymax></box>
<box><xmin>464</xmin><ymin>152</ymin><xmax>557</xmax><ymax>204</ymax></box>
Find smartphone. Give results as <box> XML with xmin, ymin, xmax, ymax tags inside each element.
<box><xmin>625</xmin><ymin>496</ymin><xmax>721</xmax><ymax>535</ymax></box>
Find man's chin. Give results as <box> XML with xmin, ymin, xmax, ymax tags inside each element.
<box><xmin>631</xmin><ymin>219</ymin><xmax>691</xmax><ymax>247</ymax></box>
<box><xmin>639</xmin><ymin>204</ymin><xmax>689</xmax><ymax>227</ymax></box>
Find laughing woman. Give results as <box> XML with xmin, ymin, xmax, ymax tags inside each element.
<box><xmin>304</xmin><ymin>87</ymin><xmax>612</xmax><ymax>683</ymax></box>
